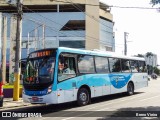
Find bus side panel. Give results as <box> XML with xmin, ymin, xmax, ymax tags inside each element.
<box><xmin>57</xmin><ymin>74</ymin><xmax>111</xmax><ymax>103</ymax></box>
<box><xmin>132</xmin><ymin>73</ymin><xmax>148</xmax><ymax>90</ymax></box>
<box><xmin>57</xmin><ymin>78</ymin><xmax>78</xmax><ymax>103</ymax></box>
<box><xmin>76</xmin><ymin>74</ymin><xmax>111</xmax><ymax>98</ymax></box>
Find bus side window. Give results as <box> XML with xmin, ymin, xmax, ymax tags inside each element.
<box><xmin>95</xmin><ymin>56</ymin><xmax>109</xmax><ymax>73</ymax></box>
<box><xmin>78</xmin><ymin>55</ymin><xmax>95</xmax><ymax>73</ymax></box>
<box><xmin>130</xmin><ymin>60</ymin><xmax>139</xmax><ymax>72</ymax></box>
<box><xmin>109</xmin><ymin>58</ymin><xmax>121</xmax><ymax>72</ymax></box>
<box><xmin>139</xmin><ymin>61</ymin><xmax>147</xmax><ymax>72</ymax></box>
<box><xmin>121</xmin><ymin>59</ymin><xmax>131</xmax><ymax>73</ymax></box>
<box><xmin>58</xmin><ymin>55</ymin><xmax>76</xmax><ymax>81</ymax></box>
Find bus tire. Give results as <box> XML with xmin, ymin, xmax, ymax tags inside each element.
<box><xmin>127</xmin><ymin>82</ymin><xmax>134</xmax><ymax>95</ymax></box>
<box><xmin>77</xmin><ymin>88</ymin><xmax>90</xmax><ymax>106</ymax></box>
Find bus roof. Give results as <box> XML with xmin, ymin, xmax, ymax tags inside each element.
<box><xmin>28</xmin><ymin>47</ymin><xmax>145</xmax><ymax>61</ymax></box>
<box><xmin>57</xmin><ymin>47</ymin><xmax>145</xmax><ymax>61</ymax></box>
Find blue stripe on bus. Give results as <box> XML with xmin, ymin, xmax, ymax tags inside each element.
<box><xmin>25</xmin><ymin>88</ymin><xmax>48</xmax><ymax>96</ymax></box>
<box><xmin>109</xmin><ymin>73</ymin><xmax>132</xmax><ymax>88</ymax></box>
<box><xmin>57</xmin><ymin>73</ymin><xmax>132</xmax><ymax>90</ymax></box>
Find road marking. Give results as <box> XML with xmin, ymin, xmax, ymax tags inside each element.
<box><xmin>79</xmin><ymin>93</ymin><xmax>147</xmax><ymax>111</ymax></box>
<box><xmin>139</xmin><ymin>95</ymin><xmax>160</xmax><ymax>102</ymax></box>
<box><xmin>38</xmin><ymin>94</ymin><xmax>147</xmax><ymax>120</ymax></box>
<box><xmin>60</xmin><ymin>94</ymin><xmax>148</xmax><ymax>120</ymax></box>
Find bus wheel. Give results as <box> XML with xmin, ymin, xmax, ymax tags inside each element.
<box><xmin>77</xmin><ymin>88</ymin><xmax>90</xmax><ymax>106</ymax></box>
<box><xmin>127</xmin><ymin>82</ymin><xmax>134</xmax><ymax>95</ymax></box>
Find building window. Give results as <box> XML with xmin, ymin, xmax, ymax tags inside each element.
<box><xmin>60</xmin><ymin>20</ymin><xmax>85</xmax><ymax>31</ymax></box>
<box><xmin>59</xmin><ymin>41</ymin><xmax>85</xmax><ymax>48</ymax></box>
<box><xmin>105</xmin><ymin>46</ymin><xmax>112</xmax><ymax>51</ymax></box>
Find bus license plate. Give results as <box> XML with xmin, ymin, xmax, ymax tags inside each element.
<box><xmin>32</xmin><ymin>96</ymin><xmax>39</xmax><ymax>102</ymax></box>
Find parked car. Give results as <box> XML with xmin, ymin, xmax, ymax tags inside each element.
<box><xmin>148</xmin><ymin>75</ymin><xmax>151</xmax><ymax>81</ymax></box>
<box><xmin>151</xmin><ymin>73</ymin><xmax>157</xmax><ymax>79</ymax></box>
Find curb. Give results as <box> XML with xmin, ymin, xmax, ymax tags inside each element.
<box><xmin>0</xmin><ymin>98</ymin><xmax>34</xmax><ymax>110</ymax></box>
<box><xmin>0</xmin><ymin>103</ymin><xmax>37</xmax><ymax>111</ymax></box>
<box><xmin>0</xmin><ymin>104</ymin><xmax>30</xmax><ymax>110</ymax></box>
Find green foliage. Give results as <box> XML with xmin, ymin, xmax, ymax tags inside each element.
<box><xmin>154</xmin><ymin>67</ymin><xmax>160</xmax><ymax>75</ymax></box>
<box><xmin>151</xmin><ymin>0</ymin><xmax>160</xmax><ymax>6</ymax></box>
<box><xmin>3</xmin><ymin>84</ymin><xmax>22</xmax><ymax>89</ymax></box>
<box><xmin>146</xmin><ymin>52</ymin><xmax>153</xmax><ymax>57</ymax></box>
<box><xmin>134</xmin><ymin>54</ymin><xmax>144</xmax><ymax>58</ymax></box>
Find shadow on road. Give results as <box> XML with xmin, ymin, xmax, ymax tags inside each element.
<box><xmin>97</xmin><ymin>106</ymin><xmax>160</xmax><ymax>120</ymax></box>
<box><xmin>0</xmin><ymin>92</ymin><xmax>150</xmax><ymax>119</ymax></box>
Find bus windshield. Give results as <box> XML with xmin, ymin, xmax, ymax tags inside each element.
<box><xmin>23</xmin><ymin>57</ymin><xmax>55</xmax><ymax>85</ymax></box>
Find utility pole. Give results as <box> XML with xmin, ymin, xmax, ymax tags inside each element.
<box><xmin>42</xmin><ymin>24</ymin><xmax>45</xmax><ymax>49</ymax></box>
<box><xmin>0</xmin><ymin>16</ymin><xmax>7</xmax><ymax>107</ymax></box>
<box><xmin>34</xmin><ymin>28</ymin><xmax>37</xmax><ymax>50</ymax></box>
<box><xmin>1</xmin><ymin>16</ymin><xmax>7</xmax><ymax>85</ymax></box>
<box><xmin>13</xmin><ymin>0</ymin><xmax>23</xmax><ymax>101</ymax></box>
<box><xmin>27</xmin><ymin>32</ymin><xmax>29</xmax><ymax>55</ymax></box>
<box><xmin>124</xmin><ymin>32</ymin><xmax>129</xmax><ymax>56</ymax></box>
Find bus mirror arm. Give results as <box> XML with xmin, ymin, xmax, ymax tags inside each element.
<box><xmin>20</xmin><ymin>74</ymin><xmax>23</xmax><ymax>80</ymax></box>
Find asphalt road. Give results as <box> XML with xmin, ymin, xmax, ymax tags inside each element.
<box><xmin>1</xmin><ymin>78</ymin><xmax>160</xmax><ymax>120</ymax></box>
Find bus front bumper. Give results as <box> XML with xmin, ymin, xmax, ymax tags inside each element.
<box><xmin>22</xmin><ymin>91</ymin><xmax>58</xmax><ymax>104</ymax></box>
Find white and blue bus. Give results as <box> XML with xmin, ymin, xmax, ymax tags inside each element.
<box><xmin>23</xmin><ymin>47</ymin><xmax>148</xmax><ymax>106</ymax></box>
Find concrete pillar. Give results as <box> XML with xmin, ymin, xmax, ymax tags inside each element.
<box><xmin>1</xmin><ymin>16</ymin><xmax>7</xmax><ymax>84</ymax></box>
<box><xmin>9</xmin><ymin>15</ymin><xmax>17</xmax><ymax>84</ymax></box>
<box><xmin>85</xmin><ymin>0</ymin><xmax>100</xmax><ymax>50</ymax></box>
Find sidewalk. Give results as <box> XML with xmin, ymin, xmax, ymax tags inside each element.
<box><xmin>0</xmin><ymin>98</ymin><xmax>32</xmax><ymax>110</ymax></box>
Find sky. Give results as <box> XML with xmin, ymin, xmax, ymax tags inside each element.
<box><xmin>101</xmin><ymin>0</ymin><xmax>160</xmax><ymax>64</ymax></box>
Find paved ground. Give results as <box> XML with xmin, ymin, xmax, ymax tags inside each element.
<box><xmin>0</xmin><ymin>98</ymin><xmax>31</xmax><ymax>110</ymax></box>
<box><xmin>0</xmin><ymin>77</ymin><xmax>157</xmax><ymax>110</ymax></box>
<box><xmin>0</xmin><ymin>77</ymin><xmax>160</xmax><ymax>120</ymax></box>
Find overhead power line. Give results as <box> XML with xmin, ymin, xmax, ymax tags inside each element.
<box><xmin>49</xmin><ymin>0</ymin><xmax>159</xmax><ymax>10</ymax></box>
<box><xmin>2</xmin><ymin>1</ymin><xmax>122</xmax><ymax>49</ymax></box>
<box><xmin>0</xmin><ymin>1</ymin><xmax>159</xmax><ymax>10</ymax></box>
<box><xmin>22</xmin><ymin>5</ymin><xmax>117</xmax><ymax>45</ymax></box>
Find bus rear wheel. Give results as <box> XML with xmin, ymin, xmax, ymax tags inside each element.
<box><xmin>127</xmin><ymin>82</ymin><xmax>134</xmax><ymax>95</ymax></box>
<box><xmin>77</xmin><ymin>88</ymin><xmax>90</xmax><ymax>106</ymax></box>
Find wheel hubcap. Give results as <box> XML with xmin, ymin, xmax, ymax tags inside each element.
<box><xmin>80</xmin><ymin>92</ymin><xmax>87</xmax><ymax>101</ymax></box>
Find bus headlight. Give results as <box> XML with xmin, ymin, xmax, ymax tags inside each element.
<box><xmin>47</xmin><ymin>85</ymin><xmax>52</xmax><ymax>94</ymax></box>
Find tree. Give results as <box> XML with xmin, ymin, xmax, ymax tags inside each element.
<box><xmin>153</xmin><ymin>67</ymin><xmax>160</xmax><ymax>75</ymax></box>
<box><xmin>134</xmin><ymin>54</ymin><xmax>144</xmax><ymax>58</ymax></box>
<box><xmin>146</xmin><ymin>52</ymin><xmax>153</xmax><ymax>57</ymax></box>
<box><xmin>150</xmin><ymin>0</ymin><xmax>160</xmax><ymax>6</ymax></box>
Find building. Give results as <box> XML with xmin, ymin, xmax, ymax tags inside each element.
<box><xmin>0</xmin><ymin>0</ymin><xmax>114</xmax><ymax>55</ymax></box>
<box><xmin>144</xmin><ymin>53</ymin><xmax>157</xmax><ymax>67</ymax></box>
<box><xmin>0</xmin><ymin>0</ymin><xmax>115</xmax><ymax>83</ymax></box>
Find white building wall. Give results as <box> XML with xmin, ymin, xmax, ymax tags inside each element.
<box><xmin>145</xmin><ymin>54</ymin><xmax>157</xmax><ymax>67</ymax></box>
